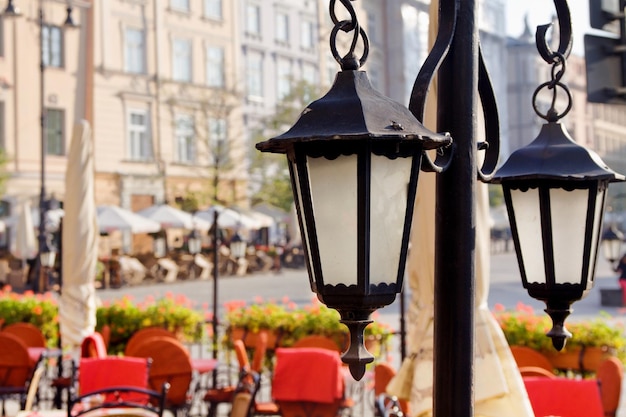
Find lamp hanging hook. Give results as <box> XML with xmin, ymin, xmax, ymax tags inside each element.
<box><xmin>535</xmin><ymin>0</ymin><xmax>573</xmax><ymax>64</ymax></box>
<box><xmin>532</xmin><ymin>52</ymin><xmax>572</xmax><ymax>123</ymax></box>
<box><xmin>329</xmin><ymin>0</ymin><xmax>369</xmax><ymax>70</ymax></box>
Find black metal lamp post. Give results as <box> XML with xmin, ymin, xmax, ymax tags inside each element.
<box><xmin>601</xmin><ymin>225</ymin><xmax>624</xmax><ymax>265</ymax></box>
<box><xmin>257</xmin><ymin>0</ymin><xmax>450</xmax><ymax>380</ymax></box>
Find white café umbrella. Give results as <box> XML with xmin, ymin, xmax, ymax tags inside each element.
<box><xmin>97</xmin><ymin>205</ymin><xmax>161</xmax><ymax>234</ymax></box>
<box><xmin>59</xmin><ymin>121</ymin><xmax>100</xmax><ymax>352</ymax></box>
<box><xmin>386</xmin><ymin>2</ymin><xmax>534</xmax><ymax>416</ymax></box>
<box><xmin>10</xmin><ymin>200</ymin><xmax>38</xmax><ymax>261</ymax></box>
<box><xmin>196</xmin><ymin>206</ymin><xmax>261</xmax><ymax>230</ymax></box>
<box><xmin>137</xmin><ymin>204</ymin><xmax>211</xmax><ymax>231</ymax></box>
<box><xmin>5</xmin><ymin>206</ymin><xmax>64</xmax><ymax>232</ymax></box>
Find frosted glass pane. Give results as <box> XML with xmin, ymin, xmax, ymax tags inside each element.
<box><xmin>308</xmin><ymin>155</ymin><xmax>358</xmax><ymax>286</ymax></box>
<box><xmin>586</xmin><ymin>189</ymin><xmax>605</xmax><ymax>290</ymax></box>
<box><xmin>510</xmin><ymin>189</ymin><xmax>545</xmax><ymax>284</ymax></box>
<box><xmin>290</xmin><ymin>160</ymin><xmax>315</xmax><ymax>284</ymax></box>
<box><xmin>550</xmin><ymin>188</ymin><xmax>587</xmax><ymax>284</ymax></box>
<box><xmin>370</xmin><ymin>155</ymin><xmax>412</xmax><ymax>285</ymax></box>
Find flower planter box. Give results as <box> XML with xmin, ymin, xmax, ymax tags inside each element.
<box><xmin>230</xmin><ymin>327</ymin><xmax>281</xmax><ymax>349</ymax></box>
<box><xmin>544</xmin><ymin>346</ymin><xmax>613</xmax><ymax>373</ymax></box>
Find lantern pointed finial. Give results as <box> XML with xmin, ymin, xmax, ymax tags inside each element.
<box><xmin>545</xmin><ymin>305</ymin><xmax>572</xmax><ymax>350</ymax></box>
<box><xmin>340</xmin><ymin>317</ymin><xmax>375</xmax><ymax>381</ymax></box>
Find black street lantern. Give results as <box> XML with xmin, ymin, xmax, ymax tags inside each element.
<box><xmin>492</xmin><ymin>14</ymin><xmax>624</xmax><ymax>350</ymax></box>
<box><xmin>601</xmin><ymin>225</ymin><xmax>624</xmax><ymax>265</ymax></box>
<box><xmin>256</xmin><ymin>0</ymin><xmax>450</xmax><ymax>381</ymax></box>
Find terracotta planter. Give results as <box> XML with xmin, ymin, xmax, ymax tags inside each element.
<box><xmin>230</xmin><ymin>327</ymin><xmax>280</xmax><ymax>349</ymax></box>
<box><xmin>545</xmin><ymin>346</ymin><xmax>613</xmax><ymax>372</ymax></box>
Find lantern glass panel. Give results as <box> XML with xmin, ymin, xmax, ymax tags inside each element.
<box><xmin>290</xmin><ymin>159</ymin><xmax>316</xmax><ymax>284</ymax></box>
<box><xmin>308</xmin><ymin>154</ymin><xmax>358</xmax><ymax>286</ymax></box>
<box><xmin>550</xmin><ymin>188</ymin><xmax>589</xmax><ymax>285</ymax></box>
<box><xmin>510</xmin><ymin>188</ymin><xmax>545</xmax><ymax>283</ymax></box>
<box><xmin>587</xmin><ymin>188</ymin><xmax>605</xmax><ymax>287</ymax></box>
<box><xmin>370</xmin><ymin>155</ymin><xmax>412</xmax><ymax>285</ymax></box>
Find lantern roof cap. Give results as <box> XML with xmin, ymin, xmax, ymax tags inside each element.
<box><xmin>256</xmin><ymin>70</ymin><xmax>451</xmax><ymax>154</ymax></box>
<box><xmin>492</xmin><ymin>122</ymin><xmax>624</xmax><ymax>183</ymax></box>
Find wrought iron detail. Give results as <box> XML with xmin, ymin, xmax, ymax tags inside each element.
<box><xmin>409</xmin><ymin>0</ymin><xmax>457</xmax><ymax>174</ymax></box>
<box><xmin>532</xmin><ymin>52</ymin><xmax>573</xmax><ymax>122</ymax></box>
<box><xmin>329</xmin><ymin>0</ymin><xmax>369</xmax><ymax>70</ymax></box>
<box><xmin>535</xmin><ymin>0</ymin><xmax>573</xmax><ymax>64</ymax></box>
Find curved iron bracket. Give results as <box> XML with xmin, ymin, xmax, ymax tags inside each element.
<box><xmin>477</xmin><ymin>47</ymin><xmax>500</xmax><ymax>181</ymax></box>
<box><xmin>536</xmin><ymin>0</ymin><xmax>572</xmax><ymax>63</ymax></box>
<box><xmin>408</xmin><ymin>0</ymin><xmax>457</xmax><ymax>173</ymax></box>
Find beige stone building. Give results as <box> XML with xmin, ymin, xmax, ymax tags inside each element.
<box><xmin>0</xmin><ymin>0</ymin><xmax>247</xmax><ymax>218</ymax></box>
<box><xmin>0</xmin><ymin>0</ymin><xmax>89</xmax><ymax>210</ymax></box>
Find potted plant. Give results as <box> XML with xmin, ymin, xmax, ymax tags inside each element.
<box><xmin>494</xmin><ymin>302</ymin><xmax>626</xmax><ymax>372</ymax></box>
<box><xmin>223</xmin><ymin>297</ymin><xmax>394</xmax><ymax>354</ymax></box>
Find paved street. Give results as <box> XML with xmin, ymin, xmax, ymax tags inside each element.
<box><xmin>96</xmin><ymin>250</ymin><xmax>624</xmax><ymax>326</ymax></box>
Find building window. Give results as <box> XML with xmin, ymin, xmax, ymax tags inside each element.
<box><xmin>206</xmin><ymin>46</ymin><xmax>224</xmax><ymax>88</ymax></box>
<box><xmin>204</xmin><ymin>0</ymin><xmax>222</xmax><ymax>20</ymax></box>
<box><xmin>246</xmin><ymin>52</ymin><xmax>263</xmax><ymax>98</ymax></box>
<box><xmin>277</xmin><ymin>58</ymin><xmax>291</xmax><ymax>100</ymax></box>
<box><xmin>128</xmin><ymin>109</ymin><xmax>153</xmax><ymax>160</ymax></box>
<box><xmin>45</xmin><ymin>108</ymin><xmax>64</xmax><ymax>156</ymax></box>
<box><xmin>172</xmin><ymin>38</ymin><xmax>192</xmax><ymax>82</ymax></box>
<box><xmin>300</xmin><ymin>20</ymin><xmax>315</xmax><ymax>50</ymax></box>
<box><xmin>246</xmin><ymin>3</ymin><xmax>261</xmax><ymax>36</ymax></box>
<box><xmin>276</xmin><ymin>12</ymin><xmax>289</xmax><ymax>43</ymax></box>
<box><xmin>42</xmin><ymin>25</ymin><xmax>63</xmax><ymax>68</ymax></box>
<box><xmin>302</xmin><ymin>63</ymin><xmax>317</xmax><ymax>86</ymax></box>
<box><xmin>209</xmin><ymin>117</ymin><xmax>228</xmax><ymax>164</ymax></box>
<box><xmin>124</xmin><ymin>28</ymin><xmax>145</xmax><ymax>74</ymax></box>
<box><xmin>171</xmin><ymin>0</ymin><xmax>190</xmax><ymax>12</ymax></box>
<box><xmin>175</xmin><ymin>114</ymin><xmax>195</xmax><ymax>163</ymax></box>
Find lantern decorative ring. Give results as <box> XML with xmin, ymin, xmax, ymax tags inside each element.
<box><xmin>531</xmin><ymin>52</ymin><xmax>572</xmax><ymax>123</ymax></box>
<box><xmin>329</xmin><ymin>0</ymin><xmax>369</xmax><ymax>71</ymax></box>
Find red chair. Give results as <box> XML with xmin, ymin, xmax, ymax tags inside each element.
<box><xmin>124</xmin><ymin>327</ymin><xmax>176</xmax><ymax>356</ymax></box>
<box><xmin>80</xmin><ymin>332</ymin><xmax>108</xmax><ymax>358</ymax></box>
<box><xmin>205</xmin><ymin>339</ymin><xmax>253</xmax><ymax>417</ymax></box>
<box><xmin>272</xmin><ymin>347</ymin><xmax>345</xmax><ymax>417</ymax></box>
<box><xmin>596</xmin><ymin>357</ymin><xmax>623</xmax><ymax>417</ymax></box>
<box><xmin>374</xmin><ymin>362</ymin><xmax>410</xmax><ymax>416</ymax></box>
<box><xmin>2</xmin><ymin>323</ymin><xmax>46</xmax><ymax>348</ymax></box>
<box><xmin>126</xmin><ymin>336</ymin><xmax>193</xmax><ymax>414</ymax></box>
<box><xmin>523</xmin><ymin>376</ymin><xmax>604</xmax><ymax>417</ymax></box>
<box><xmin>0</xmin><ymin>333</ymin><xmax>41</xmax><ymax>414</ymax></box>
<box><xmin>510</xmin><ymin>345</ymin><xmax>556</xmax><ymax>378</ymax></box>
<box><xmin>69</xmin><ymin>357</ymin><xmax>168</xmax><ymax>417</ymax></box>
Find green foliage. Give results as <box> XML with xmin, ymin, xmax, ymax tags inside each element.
<box><xmin>0</xmin><ymin>288</ymin><xmax>59</xmax><ymax>347</ymax></box>
<box><xmin>0</xmin><ymin>287</ymin><xmax>206</xmax><ymax>354</ymax></box>
<box><xmin>97</xmin><ymin>294</ymin><xmax>206</xmax><ymax>354</ymax></box>
<box><xmin>250</xmin><ymin>80</ymin><xmax>326</xmax><ymax>212</ymax></box>
<box><xmin>494</xmin><ymin>302</ymin><xmax>626</xmax><ymax>364</ymax></box>
<box><xmin>224</xmin><ymin>297</ymin><xmax>394</xmax><ymax>348</ymax></box>
<box><xmin>250</xmin><ymin>174</ymin><xmax>293</xmax><ymax>212</ymax></box>
<box><xmin>488</xmin><ymin>184</ymin><xmax>504</xmax><ymax>207</ymax></box>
